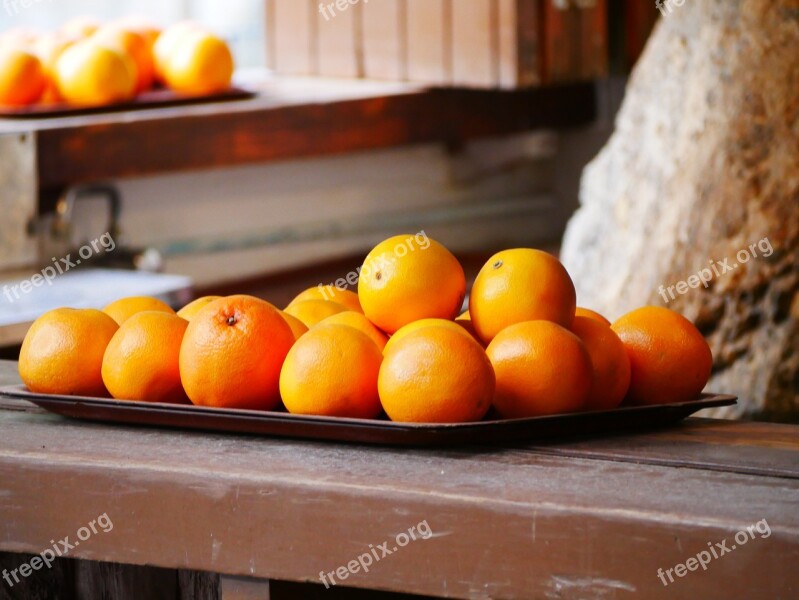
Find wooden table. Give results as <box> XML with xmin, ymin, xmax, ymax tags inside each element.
<box><xmin>0</xmin><ymin>359</ymin><xmax>796</xmax><ymax>599</ymax></box>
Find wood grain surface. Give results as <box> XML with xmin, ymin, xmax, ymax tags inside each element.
<box><xmin>0</xmin><ymin>361</ymin><xmax>797</xmax><ymax>599</ymax></box>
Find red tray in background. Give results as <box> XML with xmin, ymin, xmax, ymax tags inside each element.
<box><xmin>0</xmin><ymin>87</ymin><xmax>256</xmax><ymax>119</ymax></box>
<box><xmin>0</xmin><ymin>385</ymin><xmax>736</xmax><ymax>446</ymax></box>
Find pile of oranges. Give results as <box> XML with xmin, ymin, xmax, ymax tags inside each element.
<box><xmin>0</xmin><ymin>16</ymin><xmax>233</xmax><ymax>109</ymax></box>
<box><xmin>18</xmin><ymin>234</ymin><xmax>714</xmax><ymax>424</ymax></box>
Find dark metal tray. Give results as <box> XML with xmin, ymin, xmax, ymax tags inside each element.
<box><xmin>0</xmin><ymin>385</ymin><xmax>737</xmax><ymax>446</ymax></box>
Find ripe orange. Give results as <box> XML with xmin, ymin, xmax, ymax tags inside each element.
<box><xmin>379</xmin><ymin>326</ymin><xmax>494</xmax><ymax>423</ymax></box>
<box><xmin>177</xmin><ymin>296</ymin><xmax>223</xmax><ymax>321</ymax></box>
<box><xmin>383</xmin><ymin>318</ymin><xmax>475</xmax><ymax>355</ymax></box>
<box><xmin>110</xmin><ymin>16</ymin><xmax>161</xmax><ymax>51</ymax></box>
<box><xmin>611</xmin><ymin>306</ymin><xmax>712</xmax><ymax>405</ymax></box>
<box><xmin>55</xmin><ymin>40</ymin><xmax>137</xmax><ymax>106</ymax></box>
<box><xmin>317</xmin><ymin>311</ymin><xmax>388</xmax><ymax>351</ymax></box>
<box><xmin>179</xmin><ymin>295</ymin><xmax>294</xmax><ymax>410</ymax></box>
<box><xmin>152</xmin><ymin>21</ymin><xmax>202</xmax><ymax>83</ymax></box>
<box><xmin>19</xmin><ymin>308</ymin><xmax>118</xmax><ymax>396</ymax></box>
<box><xmin>571</xmin><ymin>316</ymin><xmax>630</xmax><ymax>410</ymax></box>
<box><xmin>103</xmin><ymin>296</ymin><xmax>175</xmax><ymax>326</ymax></box>
<box><xmin>486</xmin><ymin>320</ymin><xmax>592</xmax><ymax>418</ymax></box>
<box><xmin>359</xmin><ymin>234</ymin><xmax>466</xmax><ymax>334</ymax></box>
<box><xmin>102</xmin><ymin>311</ymin><xmax>189</xmax><ymax>403</ymax></box>
<box><xmin>280</xmin><ymin>324</ymin><xmax>383</xmax><ymax>419</ymax></box>
<box><xmin>470</xmin><ymin>249</ymin><xmax>576</xmax><ymax>344</ymax></box>
<box><xmin>162</xmin><ymin>30</ymin><xmax>233</xmax><ymax>95</ymax></box>
<box><xmin>284</xmin><ymin>299</ymin><xmax>348</xmax><ymax>328</ymax></box>
<box><xmin>92</xmin><ymin>26</ymin><xmax>154</xmax><ymax>93</ymax></box>
<box><xmin>279</xmin><ymin>310</ymin><xmax>309</xmax><ymax>340</ymax></box>
<box><xmin>0</xmin><ymin>47</ymin><xmax>46</xmax><ymax>106</ymax></box>
<box><xmin>33</xmin><ymin>34</ymin><xmax>75</xmax><ymax>103</ymax></box>
<box><xmin>456</xmin><ymin>311</ymin><xmax>470</xmax><ymax>321</ymax></box>
<box><xmin>288</xmin><ymin>285</ymin><xmax>362</xmax><ymax>314</ymax></box>
<box><xmin>574</xmin><ymin>307</ymin><xmax>611</xmax><ymax>327</ymax></box>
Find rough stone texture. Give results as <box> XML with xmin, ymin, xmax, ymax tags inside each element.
<box><xmin>560</xmin><ymin>0</ymin><xmax>799</xmax><ymax>420</ymax></box>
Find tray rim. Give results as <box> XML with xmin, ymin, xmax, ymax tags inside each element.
<box><xmin>0</xmin><ymin>384</ymin><xmax>738</xmax><ymax>432</ymax></box>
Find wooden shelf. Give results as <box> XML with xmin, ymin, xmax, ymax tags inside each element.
<box><xmin>0</xmin><ymin>74</ymin><xmax>596</xmax><ymax>200</ymax></box>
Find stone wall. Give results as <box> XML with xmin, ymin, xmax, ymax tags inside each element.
<box><xmin>560</xmin><ymin>0</ymin><xmax>799</xmax><ymax>420</ymax></box>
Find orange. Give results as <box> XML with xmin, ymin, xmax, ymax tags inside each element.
<box><xmin>0</xmin><ymin>47</ymin><xmax>46</xmax><ymax>106</ymax></box>
<box><xmin>284</xmin><ymin>299</ymin><xmax>348</xmax><ymax>328</ymax></box>
<box><xmin>359</xmin><ymin>234</ymin><xmax>466</xmax><ymax>334</ymax></box>
<box><xmin>92</xmin><ymin>26</ymin><xmax>154</xmax><ymax>93</ymax></box>
<box><xmin>152</xmin><ymin>21</ymin><xmax>202</xmax><ymax>83</ymax></box>
<box><xmin>279</xmin><ymin>310</ymin><xmax>309</xmax><ymax>340</ymax></box>
<box><xmin>611</xmin><ymin>306</ymin><xmax>712</xmax><ymax>405</ymax></box>
<box><xmin>280</xmin><ymin>324</ymin><xmax>383</xmax><ymax>419</ymax></box>
<box><xmin>179</xmin><ymin>295</ymin><xmax>294</xmax><ymax>410</ymax></box>
<box><xmin>486</xmin><ymin>320</ymin><xmax>592</xmax><ymax>418</ymax></box>
<box><xmin>383</xmin><ymin>318</ymin><xmax>474</xmax><ymax>355</ymax></box>
<box><xmin>55</xmin><ymin>40</ymin><xmax>137</xmax><ymax>106</ymax></box>
<box><xmin>574</xmin><ymin>307</ymin><xmax>611</xmax><ymax>327</ymax></box>
<box><xmin>162</xmin><ymin>29</ymin><xmax>233</xmax><ymax>95</ymax></box>
<box><xmin>288</xmin><ymin>285</ymin><xmax>362</xmax><ymax>314</ymax></box>
<box><xmin>317</xmin><ymin>311</ymin><xmax>388</xmax><ymax>351</ymax></box>
<box><xmin>60</xmin><ymin>16</ymin><xmax>102</xmax><ymax>40</ymax></box>
<box><xmin>33</xmin><ymin>34</ymin><xmax>75</xmax><ymax>103</ymax></box>
<box><xmin>102</xmin><ymin>311</ymin><xmax>189</xmax><ymax>403</ymax></box>
<box><xmin>177</xmin><ymin>296</ymin><xmax>223</xmax><ymax>321</ymax></box>
<box><xmin>470</xmin><ymin>249</ymin><xmax>576</xmax><ymax>344</ymax></box>
<box><xmin>103</xmin><ymin>296</ymin><xmax>175</xmax><ymax>326</ymax></box>
<box><xmin>19</xmin><ymin>308</ymin><xmax>118</xmax><ymax>397</ymax></box>
<box><xmin>379</xmin><ymin>326</ymin><xmax>494</xmax><ymax>423</ymax></box>
<box><xmin>456</xmin><ymin>310</ymin><xmax>470</xmax><ymax>321</ymax></box>
<box><xmin>110</xmin><ymin>16</ymin><xmax>161</xmax><ymax>51</ymax></box>
<box><xmin>571</xmin><ymin>316</ymin><xmax>630</xmax><ymax>410</ymax></box>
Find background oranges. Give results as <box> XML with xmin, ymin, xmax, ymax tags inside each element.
<box><xmin>179</xmin><ymin>295</ymin><xmax>294</xmax><ymax>410</ymax></box>
<box><xmin>0</xmin><ymin>46</ymin><xmax>46</xmax><ymax>106</ymax></box>
<box><xmin>102</xmin><ymin>311</ymin><xmax>189</xmax><ymax>403</ymax></box>
<box><xmin>379</xmin><ymin>325</ymin><xmax>494</xmax><ymax>423</ymax></box>
<box><xmin>612</xmin><ymin>306</ymin><xmax>712</xmax><ymax>405</ymax></box>
<box><xmin>359</xmin><ymin>234</ymin><xmax>466</xmax><ymax>334</ymax></box>
<box><xmin>280</xmin><ymin>324</ymin><xmax>383</xmax><ymax>419</ymax></box>
<box><xmin>487</xmin><ymin>320</ymin><xmax>592</xmax><ymax>418</ymax></box>
<box><xmin>161</xmin><ymin>29</ymin><xmax>234</xmax><ymax>95</ymax></box>
<box><xmin>19</xmin><ymin>308</ymin><xmax>118</xmax><ymax>397</ymax></box>
<box><xmin>470</xmin><ymin>249</ymin><xmax>576</xmax><ymax>344</ymax></box>
<box><xmin>54</xmin><ymin>40</ymin><xmax>137</xmax><ymax>106</ymax></box>
<box><xmin>92</xmin><ymin>25</ymin><xmax>154</xmax><ymax>93</ymax></box>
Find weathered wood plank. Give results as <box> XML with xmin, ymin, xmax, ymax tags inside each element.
<box><xmin>0</xmin><ymin>404</ymin><xmax>797</xmax><ymax>598</ymax></box>
<box><xmin>0</xmin><ymin>77</ymin><xmax>596</xmax><ymax>194</ymax></box>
